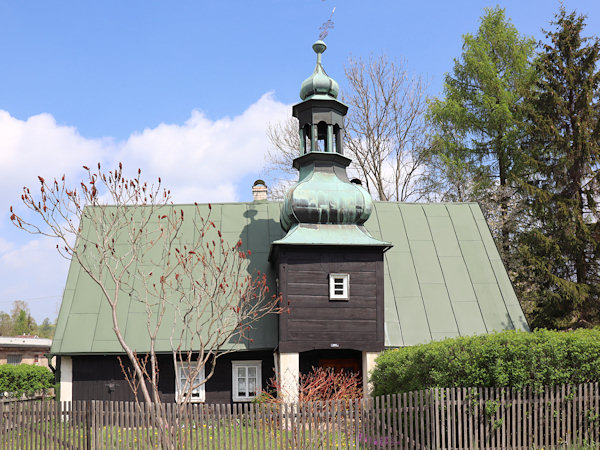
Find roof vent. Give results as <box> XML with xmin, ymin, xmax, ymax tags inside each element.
<box><xmin>350</xmin><ymin>178</ymin><xmax>362</xmax><ymax>185</ymax></box>
<box><xmin>252</xmin><ymin>179</ymin><xmax>268</xmax><ymax>201</ymax></box>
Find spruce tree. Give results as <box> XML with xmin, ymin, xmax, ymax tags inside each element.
<box><xmin>518</xmin><ymin>7</ymin><xmax>600</xmax><ymax>328</ymax></box>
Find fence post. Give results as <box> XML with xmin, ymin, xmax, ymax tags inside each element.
<box><xmin>84</xmin><ymin>401</ymin><xmax>89</xmax><ymax>450</ymax></box>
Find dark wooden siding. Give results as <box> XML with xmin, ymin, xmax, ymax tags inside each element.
<box><xmin>71</xmin><ymin>351</ymin><xmax>274</xmax><ymax>404</ymax></box>
<box><xmin>72</xmin><ymin>354</ymin><xmax>174</xmax><ymax>403</ymax></box>
<box><xmin>277</xmin><ymin>246</ymin><xmax>384</xmax><ymax>353</ymax></box>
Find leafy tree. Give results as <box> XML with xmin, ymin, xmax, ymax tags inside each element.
<box><xmin>35</xmin><ymin>318</ymin><xmax>56</xmax><ymax>339</ymax></box>
<box><xmin>517</xmin><ymin>7</ymin><xmax>600</xmax><ymax>328</ymax></box>
<box><xmin>12</xmin><ymin>310</ymin><xmax>34</xmax><ymax>335</ymax></box>
<box><xmin>0</xmin><ymin>301</ymin><xmax>55</xmax><ymax>337</ymax></box>
<box><xmin>0</xmin><ymin>312</ymin><xmax>13</xmax><ymax>336</ymax></box>
<box><xmin>428</xmin><ymin>6</ymin><xmax>536</xmax><ymax>259</ymax></box>
<box><xmin>7</xmin><ymin>300</ymin><xmax>36</xmax><ymax>336</ymax></box>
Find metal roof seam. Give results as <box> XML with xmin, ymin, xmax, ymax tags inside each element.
<box><xmin>400</xmin><ymin>203</ymin><xmax>434</xmax><ymax>343</ymax></box>
<box><xmin>467</xmin><ymin>204</ymin><xmax>518</xmax><ymax>331</ymax></box>
<box><xmin>424</xmin><ymin>204</ymin><xmax>461</xmax><ymax>337</ymax></box>
<box><xmin>387</xmin><ymin>203</ymin><xmax>406</xmax><ymax>346</ymax></box>
<box><xmin>373</xmin><ymin>202</ymin><xmax>405</xmax><ymax>347</ymax></box>
<box><xmin>446</xmin><ymin>204</ymin><xmax>489</xmax><ymax>334</ymax></box>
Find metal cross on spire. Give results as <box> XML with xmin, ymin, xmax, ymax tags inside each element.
<box><xmin>318</xmin><ymin>7</ymin><xmax>336</xmax><ymax>41</ymax></box>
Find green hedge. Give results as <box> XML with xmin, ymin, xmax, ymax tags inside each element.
<box><xmin>0</xmin><ymin>364</ymin><xmax>54</xmax><ymax>396</ymax></box>
<box><xmin>371</xmin><ymin>329</ymin><xmax>600</xmax><ymax>396</ymax></box>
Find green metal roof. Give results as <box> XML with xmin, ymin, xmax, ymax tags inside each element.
<box><xmin>51</xmin><ymin>201</ymin><xmax>529</xmax><ymax>355</ymax></box>
<box><xmin>270</xmin><ymin>223</ymin><xmax>391</xmax><ymax>253</ymax></box>
<box><xmin>364</xmin><ymin>202</ymin><xmax>529</xmax><ymax>346</ymax></box>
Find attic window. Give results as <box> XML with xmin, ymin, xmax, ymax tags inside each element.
<box><xmin>329</xmin><ymin>274</ymin><xmax>349</xmax><ymax>300</ymax></box>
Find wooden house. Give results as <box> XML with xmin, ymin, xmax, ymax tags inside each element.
<box><xmin>50</xmin><ymin>41</ymin><xmax>529</xmax><ymax>404</ymax></box>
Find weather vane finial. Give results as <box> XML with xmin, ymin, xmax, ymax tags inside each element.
<box><xmin>318</xmin><ymin>7</ymin><xmax>336</xmax><ymax>41</ymax></box>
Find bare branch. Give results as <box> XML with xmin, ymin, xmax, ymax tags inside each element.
<box><xmin>11</xmin><ymin>163</ymin><xmax>282</xmax><ymax>449</ymax></box>
<box><xmin>263</xmin><ymin>55</ymin><xmax>435</xmax><ymax>202</ymax></box>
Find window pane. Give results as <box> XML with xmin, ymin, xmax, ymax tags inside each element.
<box><xmin>177</xmin><ymin>363</ymin><xmax>204</xmax><ymax>402</ymax></box>
<box><xmin>233</xmin><ymin>362</ymin><xmax>260</xmax><ymax>400</ymax></box>
<box><xmin>238</xmin><ymin>379</ymin><xmax>247</xmax><ymax>396</ymax></box>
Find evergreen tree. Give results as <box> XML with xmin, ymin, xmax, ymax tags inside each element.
<box><xmin>428</xmin><ymin>6</ymin><xmax>536</xmax><ymax>259</ymax></box>
<box><xmin>8</xmin><ymin>301</ymin><xmax>36</xmax><ymax>336</ymax></box>
<box><xmin>12</xmin><ymin>309</ymin><xmax>35</xmax><ymax>335</ymax></box>
<box><xmin>518</xmin><ymin>7</ymin><xmax>600</xmax><ymax>328</ymax></box>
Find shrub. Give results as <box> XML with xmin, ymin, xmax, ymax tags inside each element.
<box><xmin>0</xmin><ymin>364</ymin><xmax>54</xmax><ymax>396</ymax></box>
<box><xmin>371</xmin><ymin>329</ymin><xmax>600</xmax><ymax>396</ymax></box>
<box><xmin>257</xmin><ymin>366</ymin><xmax>363</xmax><ymax>403</ymax></box>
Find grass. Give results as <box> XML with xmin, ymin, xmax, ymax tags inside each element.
<box><xmin>0</xmin><ymin>420</ymin><xmax>358</xmax><ymax>449</ymax></box>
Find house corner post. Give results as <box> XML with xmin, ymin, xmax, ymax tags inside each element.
<box><xmin>362</xmin><ymin>351</ymin><xmax>379</xmax><ymax>398</ymax></box>
<box><xmin>277</xmin><ymin>352</ymin><xmax>299</xmax><ymax>403</ymax></box>
<box><xmin>59</xmin><ymin>356</ymin><xmax>73</xmax><ymax>403</ymax></box>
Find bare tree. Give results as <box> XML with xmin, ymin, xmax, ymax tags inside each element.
<box><xmin>265</xmin><ymin>117</ymin><xmax>300</xmax><ymax>199</ymax></box>
<box><xmin>264</xmin><ymin>55</ymin><xmax>434</xmax><ymax>202</ymax></box>
<box><xmin>11</xmin><ymin>163</ymin><xmax>281</xmax><ymax>448</ymax></box>
<box><xmin>344</xmin><ymin>55</ymin><xmax>433</xmax><ymax>201</ymax></box>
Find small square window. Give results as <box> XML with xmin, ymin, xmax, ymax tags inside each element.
<box><xmin>232</xmin><ymin>361</ymin><xmax>261</xmax><ymax>402</ymax></box>
<box><xmin>329</xmin><ymin>273</ymin><xmax>349</xmax><ymax>300</ymax></box>
<box><xmin>176</xmin><ymin>362</ymin><xmax>205</xmax><ymax>403</ymax></box>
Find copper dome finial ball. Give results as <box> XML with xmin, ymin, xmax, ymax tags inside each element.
<box><xmin>312</xmin><ymin>40</ymin><xmax>327</xmax><ymax>55</ymax></box>
<box><xmin>299</xmin><ymin>40</ymin><xmax>340</xmax><ymax>101</ymax></box>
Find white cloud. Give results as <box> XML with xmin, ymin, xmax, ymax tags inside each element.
<box><xmin>0</xmin><ymin>93</ymin><xmax>291</xmax><ymax>321</ymax></box>
<box><xmin>0</xmin><ymin>112</ymin><xmax>108</xmax><ymax>227</ymax></box>
<box><xmin>0</xmin><ymin>237</ymin><xmax>14</xmax><ymax>254</ymax></box>
<box><xmin>120</xmin><ymin>92</ymin><xmax>289</xmax><ymax>203</ymax></box>
<box><xmin>0</xmin><ymin>237</ymin><xmax>67</xmax><ymax>322</ymax></box>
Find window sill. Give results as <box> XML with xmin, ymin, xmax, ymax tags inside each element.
<box><xmin>232</xmin><ymin>396</ymin><xmax>257</xmax><ymax>403</ymax></box>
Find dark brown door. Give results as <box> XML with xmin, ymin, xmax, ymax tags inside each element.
<box><xmin>318</xmin><ymin>358</ymin><xmax>361</xmax><ymax>374</ymax></box>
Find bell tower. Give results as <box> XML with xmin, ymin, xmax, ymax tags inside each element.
<box><xmin>295</xmin><ymin>40</ymin><xmax>346</xmax><ymax>155</ymax></box>
<box><xmin>270</xmin><ymin>41</ymin><xmax>391</xmax><ymax>401</ymax></box>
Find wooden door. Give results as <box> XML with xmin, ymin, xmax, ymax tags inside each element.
<box><xmin>318</xmin><ymin>357</ymin><xmax>361</xmax><ymax>375</ymax></box>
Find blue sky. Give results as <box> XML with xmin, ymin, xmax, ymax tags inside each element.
<box><xmin>1</xmin><ymin>0</ymin><xmax>599</xmax><ymax>322</ymax></box>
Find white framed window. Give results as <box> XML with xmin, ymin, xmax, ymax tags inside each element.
<box><xmin>329</xmin><ymin>273</ymin><xmax>350</xmax><ymax>300</ymax></box>
<box><xmin>7</xmin><ymin>354</ymin><xmax>22</xmax><ymax>365</ymax></box>
<box><xmin>232</xmin><ymin>360</ymin><xmax>261</xmax><ymax>402</ymax></box>
<box><xmin>176</xmin><ymin>362</ymin><xmax>205</xmax><ymax>403</ymax></box>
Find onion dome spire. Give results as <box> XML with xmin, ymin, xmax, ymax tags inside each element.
<box><xmin>278</xmin><ymin>40</ymin><xmax>375</xmax><ymax>233</ymax></box>
<box><xmin>299</xmin><ymin>40</ymin><xmax>340</xmax><ymax>100</ymax></box>
<box><xmin>270</xmin><ymin>39</ymin><xmax>391</xmax><ymax>254</ymax></box>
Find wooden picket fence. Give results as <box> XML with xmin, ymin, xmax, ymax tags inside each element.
<box><xmin>0</xmin><ymin>383</ymin><xmax>598</xmax><ymax>448</ymax></box>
